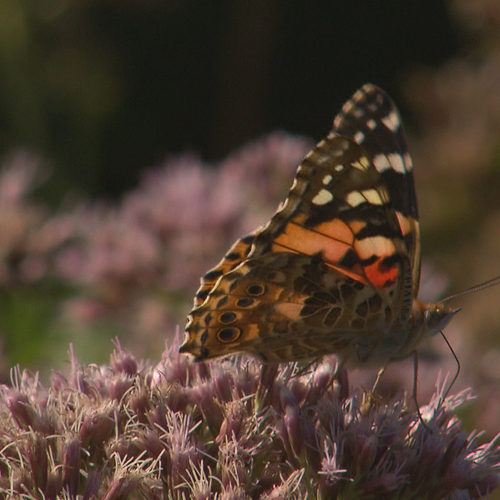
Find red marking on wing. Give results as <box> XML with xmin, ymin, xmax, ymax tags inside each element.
<box><xmin>354</xmin><ymin>235</ymin><xmax>399</xmax><ymax>290</ymax></box>
<box><xmin>364</xmin><ymin>257</ymin><xmax>399</xmax><ymax>289</ymax></box>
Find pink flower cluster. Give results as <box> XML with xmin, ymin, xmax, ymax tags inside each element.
<box><xmin>0</xmin><ymin>134</ymin><xmax>311</xmax><ymax>363</ymax></box>
<box><xmin>0</xmin><ymin>339</ymin><xmax>498</xmax><ymax>499</ymax></box>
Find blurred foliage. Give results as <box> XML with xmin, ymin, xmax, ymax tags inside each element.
<box><xmin>0</xmin><ymin>0</ymin><xmax>458</xmax><ymax>200</ymax></box>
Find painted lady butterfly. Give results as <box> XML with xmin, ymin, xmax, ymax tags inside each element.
<box><xmin>180</xmin><ymin>84</ymin><xmax>456</xmax><ymax>366</ymax></box>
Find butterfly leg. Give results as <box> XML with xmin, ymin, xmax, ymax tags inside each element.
<box><xmin>410</xmin><ymin>350</ymin><xmax>434</xmax><ymax>432</ymax></box>
<box><xmin>411</xmin><ymin>350</ymin><xmax>422</xmax><ymax>414</ymax></box>
<box><xmin>255</xmin><ymin>364</ymin><xmax>280</xmax><ymax>410</ymax></box>
<box><xmin>372</xmin><ymin>366</ymin><xmax>387</xmax><ymax>393</ymax></box>
<box><xmin>439</xmin><ymin>330</ymin><xmax>461</xmax><ymax>401</ymax></box>
<box><xmin>291</xmin><ymin>357</ymin><xmax>323</xmax><ymax>378</ymax></box>
<box><xmin>360</xmin><ymin>368</ymin><xmax>386</xmax><ymax>416</ymax></box>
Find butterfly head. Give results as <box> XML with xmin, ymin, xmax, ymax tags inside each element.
<box><xmin>420</xmin><ymin>274</ymin><xmax>500</xmax><ymax>338</ymax></box>
<box><xmin>422</xmin><ymin>302</ymin><xmax>460</xmax><ymax>337</ymax></box>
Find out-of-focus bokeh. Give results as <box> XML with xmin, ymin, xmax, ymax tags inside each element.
<box><xmin>0</xmin><ymin>0</ymin><xmax>500</xmax><ymax>438</ymax></box>
<box><xmin>0</xmin><ymin>0</ymin><xmax>458</xmax><ymax>199</ymax></box>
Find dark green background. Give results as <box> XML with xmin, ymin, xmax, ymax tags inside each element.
<box><xmin>0</xmin><ymin>0</ymin><xmax>459</xmax><ymax>201</ymax></box>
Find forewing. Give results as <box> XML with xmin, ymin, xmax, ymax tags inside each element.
<box><xmin>333</xmin><ymin>84</ymin><xmax>420</xmax><ymax>296</ymax></box>
<box><xmin>248</xmin><ymin>132</ymin><xmax>411</xmax><ymax>318</ymax></box>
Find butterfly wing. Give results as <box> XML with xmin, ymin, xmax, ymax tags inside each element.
<box><xmin>193</xmin><ymin>231</ymin><xmax>257</xmax><ymax>307</ymax></box>
<box><xmin>184</xmin><ymin>252</ymin><xmax>396</xmax><ymax>363</ymax></box>
<box><xmin>181</xmin><ymin>84</ymin><xmax>419</xmax><ymax>363</ymax></box>
<box><xmin>333</xmin><ymin>85</ymin><xmax>420</xmax><ymax>296</ymax></box>
<box><xmin>191</xmin><ymin>85</ymin><xmax>418</xmax><ymax>306</ymax></box>
<box><xmin>248</xmin><ymin>130</ymin><xmax>410</xmax><ymax>305</ymax></box>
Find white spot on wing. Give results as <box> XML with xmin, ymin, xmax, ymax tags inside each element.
<box><xmin>335</xmin><ymin>164</ymin><xmax>344</xmax><ymax>172</ymax></box>
<box><xmin>361</xmin><ymin>189</ymin><xmax>384</xmax><ymax>205</ymax></box>
<box><xmin>373</xmin><ymin>153</ymin><xmax>406</xmax><ymax>174</ymax></box>
<box><xmin>372</xmin><ymin>154</ymin><xmax>391</xmax><ymax>172</ymax></box>
<box><xmin>353</xmin><ymin>89</ymin><xmax>364</xmax><ymax>102</ymax></box>
<box><xmin>346</xmin><ymin>191</ymin><xmax>365</xmax><ymax>207</ymax></box>
<box><xmin>312</xmin><ymin>189</ymin><xmax>334</xmax><ymax>205</ymax></box>
<box><xmin>354</xmin><ymin>131</ymin><xmax>365</xmax><ymax>144</ymax></box>
<box><xmin>388</xmin><ymin>153</ymin><xmax>405</xmax><ymax>173</ymax></box>
<box><xmin>322</xmin><ymin>174</ymin><xmax>333</xmax><ymax>185</ymax></box>
<box><xmin>403</xmin><ymin>153</ymin><xmax>413</xmax><ymax>171</ymax></box>
<box><xmin>277</xmin><ymin>197</ymin><xmax>289</xmax><ymax>212</ymax></box>
<box><xmin>382</xmin><ymin>110</ymin><xmax>401</xmax><ymax>132</ymax></box>
<box><xmin>359</xmin><ymin>156</ymin><xmax>370</xmax><ymax>168</ymax></box>
<box><xmin>356</xmin><ymin>235</ymin><xmax>395</xmax><ymax>258</ymax></box>
<box><xmin>367</xmin><ymin>119</ymin><xmax>377</xmax><ymax>130</ymax></box>
<box><xmin>352</xmin><ymin>159</ymin><xmax>369</xmax><ymax>171</ymax></box>
<box><xmin>378</xmin><ymin>186</ymin><xmax>390</xmax><ymax>203</ymax></box>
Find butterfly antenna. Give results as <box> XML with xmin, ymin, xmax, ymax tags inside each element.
<box><xmin>440</xmin><ymin>275</ymin><xmax>500</xmax><ymax>303</ymax></box>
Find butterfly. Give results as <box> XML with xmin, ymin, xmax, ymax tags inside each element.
<box><xmin>179</xmin><ymin>84</ymin><xmax>456</xmax><ymax>366</ymax></box>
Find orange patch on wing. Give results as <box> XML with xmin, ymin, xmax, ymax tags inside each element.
<box><xmin>396</xmin><ymin>212</ymin><xmax>412</xmax><ymax>237</ymax></box>
<box><xmin>272</xmin><ymin>219</ymin><xmax>353</xmax><ymax>263</ymax></box>
<box><xmin>313</xmin><ymin>219</ymin><xmax>354</xmax><ymax>244</ymax></box>
<box><xmin>349</xmin><ymin>220</ymin><xmax>367</xmax><ymax>234</ymax></box>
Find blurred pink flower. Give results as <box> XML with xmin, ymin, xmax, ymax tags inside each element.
<box><xmin>0</xmin><ymin>340</ymin><xmax>499</xmax><ymax>499</ymax></box>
